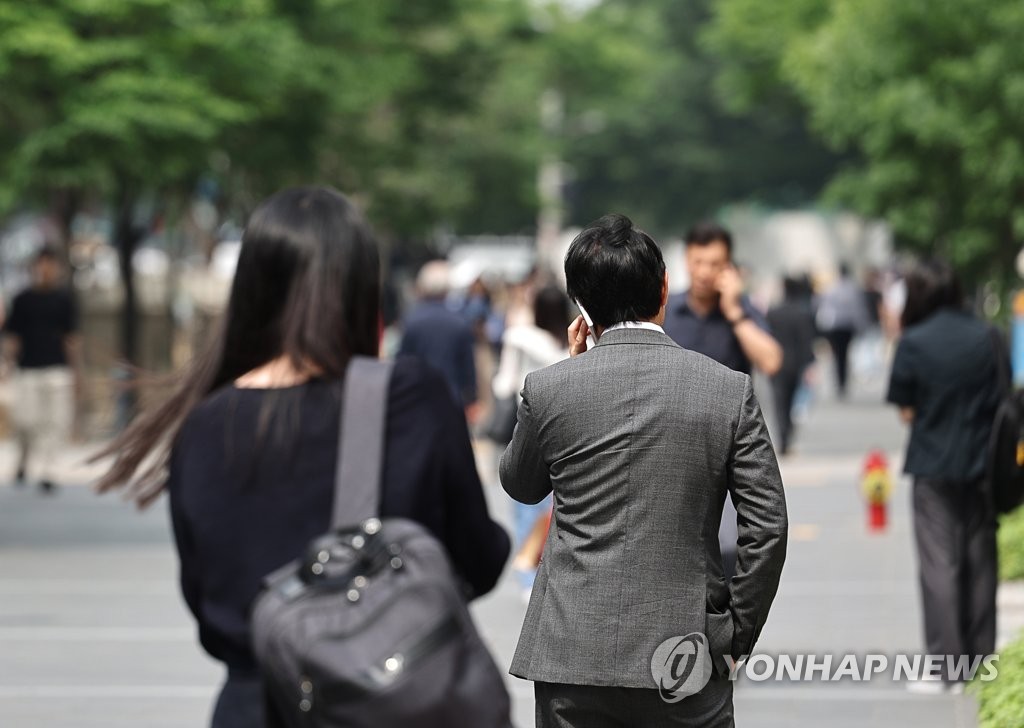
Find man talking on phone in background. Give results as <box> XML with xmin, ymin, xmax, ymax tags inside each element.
<box><xmin>663</xmin><ymin>223</ymin><xmax>781</xmax><ymax>377</ymax></box>
<box><xmin>500</xmin><ymin>214</ymin><xmax>787</xmax><ymax>727</ymax></box>
<box><xmin>662</xmin><ymin>223</ymin><xmax>783</xmax><ymax>578</ymax></box>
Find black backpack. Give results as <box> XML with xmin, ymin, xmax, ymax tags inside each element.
<box><xmin>987</xmin><ymin>328</ymin><xmax>1024</xmax><ymax>514</ymax></box>
<box><xmin>251</xmin><ymin>357</ymin><xmax>513</xmax><ymax>728</ymax></box>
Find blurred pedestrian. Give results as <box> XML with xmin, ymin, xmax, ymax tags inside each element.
<box><xmin>399</xmin><ymin>260</ymin><xmax>480</xmax><ymax>422</ymax></box>
<box><xmin>501</xmin><ymin>214</ymin><xmax>787</xmax><ymax>727</ymax></box>
<box><xmin>855</xmin><ymin>266</ymin><xmax>889</xmax><ymax>384</ymax></box>
<box><xmin>886</xmin><ymin>258</ymin><xmax>999</xmax><ymax>690</ymax></box>
<box><xmin>95</xmin><ymin>187</ymin><xmax>510</xmax><ymax>728</ymax></box>
<box><xmin>662</xmin><ymin>221</ymin><xmax>783</xmax><ymax>578</ymax></box>
<box><xmin>491</xmin><ymin>285</ymin><xmax>569</xmax><ymax>597</ymax></box>
<box><xmin>816</xmin><ymin>263</ymin><xmax>870</xmax><ymax>399</ymax></box>
<box><xmin>662</xmin><ymin>222</ymin><xmax>782</xmax><ymax>377</ymax></box>
<box><xmin>767</xmin><ymin>275</ymin><xmax>817</xmax><ymax>456</ymax></box>
<box><xmin>1</xmin><ymin>246</ymin><xmax>80</xmax><ymax>493</ymax></box>
<box><xmin>459</xmin><ymin>275</ymin><xmax>493</xmax><ymax>341</ymax></box>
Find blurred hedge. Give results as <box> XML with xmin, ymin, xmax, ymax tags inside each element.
<box><xmin>999</xmin><ymin>508</ymin><xmax>1024</xmax><ymax>582</ymax></box>
<box><xmin>974</xmin><ymin>634</ymin><xmax>1024</xmax><ymax>728</ymax></box>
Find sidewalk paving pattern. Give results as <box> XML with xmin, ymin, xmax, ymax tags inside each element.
<box><xmin>0</xmin><ymin>374</ymin><xmax>991</xmax><ymax>727</ymax></box>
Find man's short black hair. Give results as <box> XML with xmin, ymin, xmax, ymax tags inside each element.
<box><xmin>901</xmin><ymin>257</ymin><xmax>963</xmax><ymax>329</ymax></box>
<box><xmin>684</xmin><ymin>221</ymin><xmax>733</xmax><ymax>256</ymax></box>
<box><xmin>564</xmin><ymin>214</ymin><xmax>666</xmax><ymax>329</ymax></box>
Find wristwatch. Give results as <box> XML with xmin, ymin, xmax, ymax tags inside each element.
<box><xmin>728</xmin><ymin>313</ymin><xmax>749</xmax><ymax>327</ymax></box>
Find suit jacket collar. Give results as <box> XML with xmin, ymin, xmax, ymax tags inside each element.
<box><xmin>594</xmin><ymin>326</ymin><xmax>681</xmax><ymax>349</ymax></box>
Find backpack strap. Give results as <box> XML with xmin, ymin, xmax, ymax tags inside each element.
<box><xmin>331</xmin><ymin>356</ymin><xmax>395</xmax><ymax>530</ymax></box>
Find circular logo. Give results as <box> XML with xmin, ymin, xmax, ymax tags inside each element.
<box><xmin>651</xmin><ymin>632</ymin><xmax>713</xmax><ymax>703</ymax></box>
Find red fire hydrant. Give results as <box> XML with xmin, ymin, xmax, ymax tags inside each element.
<box><xmin>861</xmin><ymin>450</ymin><xmax>894</xmax><ymax>532</ymax></box>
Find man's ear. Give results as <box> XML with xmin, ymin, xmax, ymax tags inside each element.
<box><xmin>661</xmin><ymin>270</ymin><xmax>670</xmax><ymax>308</ymax></box>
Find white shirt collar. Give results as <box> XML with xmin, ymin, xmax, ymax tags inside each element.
<box><xmin>604</xmin><ymin>321</ymin><xmax>666</xmax><ymax>334</ymax></box>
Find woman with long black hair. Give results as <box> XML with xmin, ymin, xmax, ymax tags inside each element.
<box><xmin>886</xmin><ymin>258</ymin><xmax>1001</xmax><ymax>691</ymax></box>
<box><xmin>95</xmin><ymin>187</ymin><xmax>510</xmax><ymax>726</ymax></box>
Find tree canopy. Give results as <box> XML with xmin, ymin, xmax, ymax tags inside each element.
<box><xmin>0</xmin><ymin>0</ymin><xmax>840</xmax><ymax>245</ymax></box>
<box><xmin>12</xmin><ymin>0</ymin><xmax>1018</xmax><ymax>284</ymax></box>
<box><xmin>708</xmin><ymin>0</ymin><xmax>1024</xmax><ymax>281</ymax></box>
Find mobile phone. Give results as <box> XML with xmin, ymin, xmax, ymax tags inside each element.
<box><xmin>576</xmin><ymin>301</ymin><xmax>599</xmax><ymax>348</ymax></box>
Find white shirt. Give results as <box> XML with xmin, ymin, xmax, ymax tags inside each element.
<box><xmin>604</xmin><ymin>321</ymin><xmax>666</xmax><ymax>334</ymax></box>
<box><xmin>492</xmin><ymin>325</ymin><xmax>570</xmax><ymax>400</ymax></box>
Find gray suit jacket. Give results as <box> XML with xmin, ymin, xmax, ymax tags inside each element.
<box><xmin>499</xmin><ymin>327</ymin><xmax>787</xmax><ymax>688</ymax></box>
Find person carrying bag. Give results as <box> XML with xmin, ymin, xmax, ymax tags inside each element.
<box><xmin>93</xmin><ymin>187</ymin><xmax>510</xmax><ymax>727</ymax></box>
<box><xmin>252</xmin><ymin>357</ymin><xmax>512</xmax><ymax>727</ymax></box>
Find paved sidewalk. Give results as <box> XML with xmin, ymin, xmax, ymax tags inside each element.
<box><xmin>0</xmin><ymin>371</ymin><xmax>996</xmax><ymax>727</ymax></box>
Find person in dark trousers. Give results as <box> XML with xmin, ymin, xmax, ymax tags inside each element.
<box><xmin>886</xmin><ymin>258</ymin><xmax>1000</xmax><ymax>691</ymax></box>
<box><xmin>399</xmin><ymin>260</ymin><xmax>480</xmax><ymax>422</ymax></box>
<box><xmin>2</xmin><ymin>246</ymin><xmax>80</xmax><ymax>493</ymax></box>
<box><xmin>662</xmin><ymin>222</ymin><xmax>783</xmax><ymax>578</ymax></box>
<box><xmin>766</xmin><ymin>275</ymin><xmax>817</xmax><ymax>455</ymax></box>
<box><xmin>817</xmin><ymin>263</ymin><xmax>869</xmax><ymax>399</ymax></box>
<box><xmin>501</xmin><ymin>215</ymin><xmax>787</xmax><ymax>728</ymax></box>
<box><xmin>94</xmin><ymin>187</ymin><xmax>510</xmax><ymax>728</ymax></box>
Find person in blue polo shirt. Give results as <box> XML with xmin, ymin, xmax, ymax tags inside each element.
<box><xmin>663</xmin><ymin>222</ymin><xmax>781</xmax><ymax>377</ymax></box>
<box><xmin>663</xmin><ymin>222</ymin><xmax>782</xmax><ymax>578</ymax></box>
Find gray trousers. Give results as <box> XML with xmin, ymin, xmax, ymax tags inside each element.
<box><xmin>912</xmin><ymin>477</ymin><xmax>997</xmax><ymax>679</ymax></box>
<box><xmin>535</xmin><ymin>678</ymin><xmax>733</xmax><ymax>728</ymax></box>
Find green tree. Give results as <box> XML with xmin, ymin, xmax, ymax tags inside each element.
<box><xmin>0</xmin><ymin>1</ymin><xmax>287</xmax><ymax>365</ymax></box>
<box><xmin>0</xmin><ymin>0</ymin><xmax>517</xmax><ymax>366</ymax></box>
<box><xmin>789</xmin><ymin>0</ymin><xmax>1024</xmax><ymax>282</ymax></box>
<box><xmin>709</xmin><ymin>0</ymin><xmax>1024</xmax><ymax>284</ymax></box>
<box><xmin>559</xmin><ymin>0</ymin><xmax>839</xmax><ymax>238</ymax></box>
<box><xmin>444</xmin><ymin>0</ymin><xmax>666</xmax><ymax>236</ymax></box>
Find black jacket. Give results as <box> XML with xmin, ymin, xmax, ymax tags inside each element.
<box><xmin>766</xmin><ymin>299</ymin><xmax>816</xmax><ymax>377</ymax></box>
<box><xmin>167</xmin><ymin>356</ymin><xmax>510</xmax><ymax>672</ymax></box>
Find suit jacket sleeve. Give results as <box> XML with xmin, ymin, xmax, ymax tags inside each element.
<box><xmin>728</xmin><ymin>375</ymin><xmax>788</xmax><ymax>658</ymax></box>
<box><xmin>499</xmin><ymin>374</ymin><xmax>553</xmax><ymax>505</ymax></box>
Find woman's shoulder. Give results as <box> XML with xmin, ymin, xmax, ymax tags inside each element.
<box><xmin>172</xmin><ymin>359</ymin><xmax>449</xmax><ymax>451</ymax></box>
<box><xmin>172</xmin><ymin>384</ymin><xmax>249</xmax><ymax>454</ymax></box>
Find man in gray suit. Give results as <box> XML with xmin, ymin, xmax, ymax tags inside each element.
<box><xmin>500</xmin><ymin>214</ymin><xmax>787</xmax><ymax>727</ymax></box>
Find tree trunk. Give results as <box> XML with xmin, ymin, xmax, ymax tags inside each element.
<box><xmin>113</xmin><ymin>183</ymin><xmax>144</xmax><ymax>428</ymax></box>
<box><xmin>48</xmin><ymin>187</ymin><xmax>81</xmax><ymax>261</ymax></box>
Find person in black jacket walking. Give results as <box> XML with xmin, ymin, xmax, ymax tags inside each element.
<box><xmin>886</xmin><ymin>258</ymin><xmax>1001</xmax><ymax>690</ymax></box>
<box><xmin>95</xmin><ymin>187</ymin><xmax>510</xmax><ymax>727</ymax></box>
<box><xmin>767</xmin><ymin>275</ymin><xmax>817</xmax><ymax>455</ymax></box>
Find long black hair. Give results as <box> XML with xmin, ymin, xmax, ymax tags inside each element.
<box><xmin>901</xmin><ymin>258</ymin><xmax>963</xmax><ymax>329</ymax></box>
<box><xmin>96</xmin><ymin>186</ymin><xmax>381</xmax><ymax>504</ymax></box>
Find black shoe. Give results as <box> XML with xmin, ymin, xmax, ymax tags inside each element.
<box><xmin>14</xmin><ymin>468</ymin><xmax>26</xmax><ymax>487</ymax></box>
<box><xmin>39</xmin><ymin>480</ymin><xmax>56</xmax><ymax>495</ymax></box>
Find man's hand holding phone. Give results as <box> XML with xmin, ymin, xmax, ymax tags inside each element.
<box><xmin>715</xmin><ymin>265</ymin><xmax>745</xmax><ymax>322</ymax></box>
<box><xmin>568</xmin><ymin>315</ymin><xmax>591</xmax><ymax>358</ymax></box>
